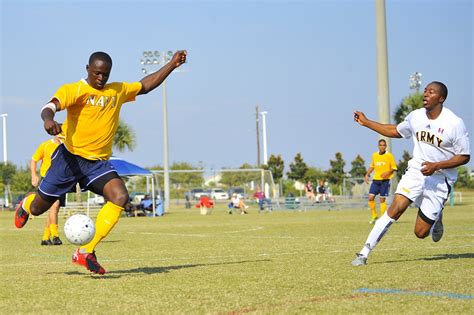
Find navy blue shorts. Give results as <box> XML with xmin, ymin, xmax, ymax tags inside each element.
<box><xmin>369</xmin><ymin>180</ymin><xmax>390</xmax><ymax>197</ymax></box>
<box><xmin>38</xmin><ymin>144</ymin><xmax>119</xmax><ymax>203</ymax></box>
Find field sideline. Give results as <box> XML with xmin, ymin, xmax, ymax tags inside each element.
<box><xmin>1</xmin><ymin>196</ymin><xmax>473</xmax><ymax>314</ymax></box>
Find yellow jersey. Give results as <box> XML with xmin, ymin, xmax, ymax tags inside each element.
<box><xmin>370</xmin><ymin>151</ymin><xmax>397</xmax><ymax>180</ymax></box>
<box><xmin>32</xmin><ymin>139</ymin><xmax>61</xmax><ymax>177</ymax></box>
<box><xmin>52</xmin><ymin>79</ymin><xmax>142</xmax><ymax>160</ymax></box>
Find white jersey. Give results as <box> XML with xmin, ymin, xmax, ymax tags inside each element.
<box><xmin>396</xmin><ymin>107</ymin><xmax>470</xmax><ymax>181</ymax></box>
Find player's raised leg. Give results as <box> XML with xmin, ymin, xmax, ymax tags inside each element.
<box><xmin>15</xmin><ymin>192</ymin><xmax>56</xmax><ymax>229</ymax></box>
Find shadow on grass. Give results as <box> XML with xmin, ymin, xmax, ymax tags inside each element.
<box><xmin>57</xmin><ymin>259</ymin><xmax>272</xmax><ymax>278</ymax></box>
<box><xmin>420</xmin><ymin>253</ymin><xmax>474</xmax><ymax>260</ymax></box>
<box><xmin>375</xmin><ymin>252</ymin><xmax>474</xmax><ymax>264</ymax></box>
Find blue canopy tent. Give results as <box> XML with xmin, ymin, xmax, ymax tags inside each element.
<box><xmin>109</xmin><ymin>157</ymin><xmax>152</xmax><ymax>177</ymax></box>
<box><xmin>108</xmin><ymin>157</ymin><xmax>160</xmax><ymax>216</ymax></box>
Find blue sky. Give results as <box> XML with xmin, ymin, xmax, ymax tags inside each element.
<box><xmin>1</xmin><ymin>0</ymin><xmax>472</xmax><ymax>172</ymax></box>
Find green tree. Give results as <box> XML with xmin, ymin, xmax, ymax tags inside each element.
<box><xmin>304</xmin><ymin>167</ymin><xmax>327</xmax><ymax>183</ymax></box>
<box><xmin>326</xmin><ymin>152</ymin><xmax>346</xmax><ymax>186</ymax></box>
<box><xmin>287</xmin><ymin>153</ymin><xmax>308</xmax><ymax>181</ymax></box>
<box><xmin>170</xmin><ymin>162</ymin><xmax>204</xmax><ymax>189</ymax></box>
<box><xmin>394</xmin><ymin>92</ymin><xmax>423</xmax><ymax>124</ymax></box>
<box><xmin>455</xmin><ymin>166</ymin><xmax>474</xmax><ymax>189</ymax></box>
<box><xmin>263</xmin><ymin>154</ymin><xmax>284</xmax><ymax>182</ymax></box>
<box><xmin>220</xmin><ymin>163</ymin><xmax>257</xmax><ymax>188</ymax></box>
<box><xmin>0</xmin><ymin>162</ymin><xmax>17</xmax><ymax>188</ymax></box>
<box><xmin>349</xmin><ymin>154</ymin><xmax>367</xmax><ymax>180</ymax></box>
<box><xmin>396</xmin><ymin>150</ymin><xmax>412</xmax><ymax>180</ymax></box>
<box><xmin>113</xmin><ymin>119</ymin><xmax>136</xmax><ymax>152</ymax></box>
<box><xmin>10</xmin><ymin>165</ymin><xmax>32</xmax><ymax>194</ymax></box>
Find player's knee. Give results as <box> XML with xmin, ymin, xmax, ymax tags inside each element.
<box><xmin>29</xmin><ymin>203</ymin><xmax>47</xmax><ymax>216</ymax></box>
<box><xmin>414</xmin><ymin>228</ymin><xmax>429</xmax><ymax>239</ymax></box>
<box><xmin>110</xmin><ymin>191</ymin><xmax>129</xmax><ymax>207</ymax></box>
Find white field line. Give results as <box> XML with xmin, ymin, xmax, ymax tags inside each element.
<box><xmin>1</xmin><ymin>244</ymin><xmax>473</xmax><ymax>268</ymax></box>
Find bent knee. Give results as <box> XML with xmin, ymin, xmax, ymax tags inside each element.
<box><xmin>414</xmin><ymin>229</ymin><xmax>430</xmax><ymax>239</ymax></box>
<box><xmin>109</xmin><ymin>192</ymin><xmax>129</xmax><ymax>207</ymax></box>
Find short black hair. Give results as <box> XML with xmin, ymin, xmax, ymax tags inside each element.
<box><xmin>378</xmin><ymin>139</ymin><xmax>386</xmax><ymax>145</ymax></box>
<box><xmin>430</xmin><ymin>81</ymin><xmax>448</xmax><ymax>100</ymax></box>
<box><xmin>89</xmin><ymin>51</ymin><xmax>112</xmax><ymax>66</ymax></box>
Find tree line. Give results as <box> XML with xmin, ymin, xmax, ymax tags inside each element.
<box><xmin>2</xmin><ymin>92</ymin><xmax>473</xmax><ymax>203</ymax></box>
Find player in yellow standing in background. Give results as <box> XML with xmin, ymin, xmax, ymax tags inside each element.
<box><xmin>31</xmin><ymin>134</ymin><xmax>66</xmax><ymax>245</ymax></box>
<box><xmin>15</xmin><ymin>50</ymin><xmax>187</xmax><ymax>275</ymax></box>
<box><xmin>364</xmin><ymin>139</ymin><xmax>397</xmax><ymax>224</ymax></box>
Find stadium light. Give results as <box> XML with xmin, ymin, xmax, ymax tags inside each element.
<box><xmin>409</xmin><ymin>72</ymin><xmax>422</xmax><ymax>92</ymax></box>
<box><xmin>1</xmin><ymin>113</ymin><xmax>9</xmax><ymax>207</ymax></box>
<box><xmin>140</xmin><ymin>50</ymin><xmax>179</xmax><ymax>211</ymax></box>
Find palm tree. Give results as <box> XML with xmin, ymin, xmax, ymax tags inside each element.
<box><xmin>113</xmin><ymin>119</ymin><xmax>136</xmax><ymax>152</ymax></box>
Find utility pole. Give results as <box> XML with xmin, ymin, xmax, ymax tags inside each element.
<box><xmin>256</xmin><ymin>105</ymin><xmax>261</xmax><ymax>166</ymax></box>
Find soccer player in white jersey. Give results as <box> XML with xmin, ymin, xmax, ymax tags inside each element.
<box><xmin>351</xmin><ymin>81</ymin><xmax>470</xmax><ymax>266</ymax></box>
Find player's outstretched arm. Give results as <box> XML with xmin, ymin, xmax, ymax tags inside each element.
<box><xmin>41</xmin><ymin>99</ymin><xmax>62</xmax><ymax>136</ymax></box>
<box><xmin>353</xmin><ymin>111</ymin><xmax>402</xmax><ymax>138</ymax></box>
<box><xmin>138</xmin><ymin>50</ymin><xmax>187</xmax><ymax>95</ymax></box>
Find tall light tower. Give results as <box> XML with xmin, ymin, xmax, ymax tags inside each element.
<box><xmin>1</xmin><ymin>113</ymin><xmax>8</xmax><ymax>207</ymax></box>
<box><xmin>375</xmin><ymin>0</ymin><xmax>391</xmax><ymax>149</ymax></box>
<box><xmin>409</xmin><ymin>72</ymin><xmax>422</xmax><ymax>93</ymax></box>
<box><xmin>260</xmin><ymin>111</ymin><xmax>268</xmax><ymax>164</ymax></box>
<box><xmin>140</xmin><ymin>50</ymin><xmax>175</xmax><ymax>210</ymax></box>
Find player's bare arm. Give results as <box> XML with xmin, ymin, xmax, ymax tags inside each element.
<box><xmin>353</xmin><ymin>111</ymin><xmax>402</xmax><ymax>138</ymax></box>
<box><xmin>421</xmin><ymin>154</ymin><xmax>470</xmax><ymax>176</ymax></box>
<box><xmin>138</xmin><ymin>50</ymin><xmax>187</xmax><ymax>95</ymax></box>
<box><xmin>41</xmin><ymin>99</ymin><xmax>62</xmax><ymax>136</ymax></box>
<box><xmin>30</xmin><ymin>160</ymin><xmax>40</xmax><ymax>187</ymax></box>
<box><xmin>364</xmin><ymin>167</ymin><xmax>373</xmax><ymax>184</ymax></box>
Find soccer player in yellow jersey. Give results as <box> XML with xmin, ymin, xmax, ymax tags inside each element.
<box><xmin>15</xmin><ymin>50</ymin><xmax>187</xmax><ymax>274</ymax></box>
<box><xmin>31</xmin><ymin>134</ymin><xmax>65</xmax><ymax>245</ymax></box>
<box><xmin>364</xmin><ymin>139</ymin><xmax>397</xmax><ymax>224</ymax></box>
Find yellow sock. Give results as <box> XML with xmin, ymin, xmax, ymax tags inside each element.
<box><xmin>368</xmin><ymin>200</ymin><xmax>377</xmax><ymax>218</ymax></box>
<box><xmin>380</xmin><ymin>201</ymin><xmax>387</xmax><ymax>215</ymax></box>
<box><xmin>80</xmin><ymin>202</ymin><xmax>123</xmax><ymax>253</ymax></box>
<box><xmin>42</xmin><ymin>227</ymin><xmax>51</xmax><ymax>241</ymax></box>
<box><xmin>50</xmin><ymin>224</ymin><xmax>59</xmax><ymax>237</ymax></box>
<box><xmin>22</xmin><ymin>193</ymin><xmax>36</xmax><ymax>214</ymax></box>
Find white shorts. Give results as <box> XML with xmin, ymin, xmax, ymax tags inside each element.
<box><xmin>395</xmin><ymin>167</ymin><xmax>452</xmax><ymax>222</ymax></box>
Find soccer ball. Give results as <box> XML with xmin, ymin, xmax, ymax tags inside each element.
<box><xmin>64</xmin><ymin>214</ymin><xmax>95</xmax><ymax>245</ymax></box>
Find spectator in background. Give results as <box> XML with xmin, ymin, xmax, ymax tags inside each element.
<box><xmin>315</xmin><ymin>180</ymin><xmax>327</xmax><ymax>203</ymax></box>
<box><xmin>304</xmin><ymin>181</ymin><xmax>315</xmax><ymax>201</ymax></box>
<box><xmin>229</xmin><ymin>193</ymin><xmax>248</xmax><ymax>215</ymax></box>
<box><xmin>140</xmin><ymin>194</ymin><xmax>153</xmax><ymax>211</ymax></box>
<box><xmin>253</xmin><ymin>186</ymin><xmax>272</xmax><ymax>212</ymax></box>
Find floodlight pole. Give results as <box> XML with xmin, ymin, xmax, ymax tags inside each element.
<box><xmin>1</xmin><ymin>114</ymin><xmax>7</xmax><ymax>165</ymax></box>
<box><xmin>140</xmin><ymin>50</ymin><xmax>175</xmax><ymax>211</ymax></box>
<box><xmin>375</xmin><ymin>0</ymin><xmax>391</xmax><ymax>150</ymax></box>
<box><xmin>161</xmin><ymin>53</ymin><xmax>170</xmax><ymax>211</ymax></box>
<box><xmin>1</xmin><ymin>113</ymin><xmax>9</xmax><ymax>207</ymax></box>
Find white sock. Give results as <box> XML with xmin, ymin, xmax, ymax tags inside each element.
<box><xmin>359</xmin><ymin>212</ymin><xmax>396</xmax><ymax>257</ymax></box>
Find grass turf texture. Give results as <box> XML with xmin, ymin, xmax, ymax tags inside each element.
<box><xmin>1</xmin><ymin>193</ymin><xmax>473</xmax><ymax>314</ymax></box>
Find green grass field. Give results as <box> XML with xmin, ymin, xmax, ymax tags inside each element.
<box><xmin>1</xmin><ymin>195</ymin><xmax>473</xmax><ymax>314</ymax></box>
